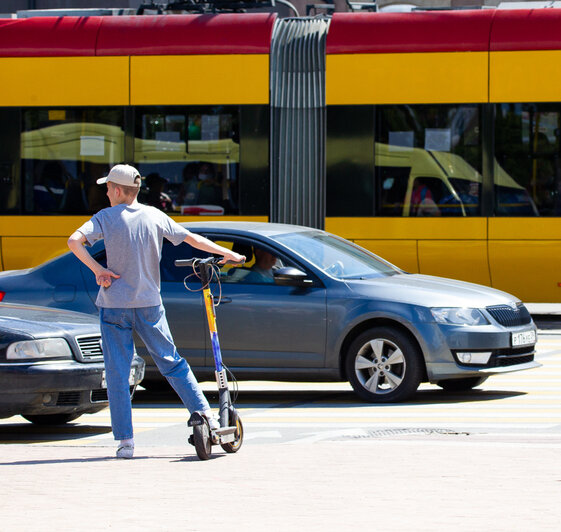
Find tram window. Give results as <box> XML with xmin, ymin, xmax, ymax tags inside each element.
<box><xmin>135</xmin><ymin>106</ymin><xmax>240</xmax><ymax>216</ymax></box>
<box><xmin>376</xmin><ymin>166</ymin><xmax>409</xmax><ymax>216</ymax></box>
<box><xmin>0</xmin><ymin>109</ymin><xmax>19</xmax><ymax>214</ymax></box>
<box><xmin>20</xmin><ymin>107</ymin><xmax>123</xmax><ymax>215</ymax></box>
<box><xmin>495</xmin><ymin>103</ymin><xmax>559</xmax><ymax>216</ymax></box>
<box><xmin>376</xmin><ymin>104</ymin><xmax>482</xmax><ymax>217</ymax></box>
<box><xmin>0</xmin><ymin>162</ymin><xmax>17</xmax><ymax>213</ymax></box>
<box><xmin>326</xmin><ymin>105</ymin><xmax>375</xmax><ymax>217</ymax></box>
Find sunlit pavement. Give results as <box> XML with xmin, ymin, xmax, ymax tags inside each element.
<box><xmin>1</xmin><ymin>331</ymin><xmax>560</xmax><ymax>531</ymax></box>
<box><xmin>1</xmin><ymin>330</ymin><xmax>560</xmax><ymax>447</ymax></box>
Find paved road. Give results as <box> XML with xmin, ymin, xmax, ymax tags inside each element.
<box><xmin>1</xmin><ymin>332</ymin><xmax>560</xmax><ymax>447</ymax></box>
<box><xmin>1</xmin><ymin>332</ymin><xmax>560</xmax><ymax>531</ymax></box>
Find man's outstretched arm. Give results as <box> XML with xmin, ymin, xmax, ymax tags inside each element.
<box><xmin>184</xmin><ymin>231</ymin><xmax>245</xmax><ymax>263</ymax></box>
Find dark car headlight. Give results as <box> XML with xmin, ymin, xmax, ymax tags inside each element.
<box><xmin>430</xmin><ymin>308</ymin><xmax>489</xmax><ymax>326</ymax></box>
<box><xmin>7</xmin><ymin>338</ymin><xmax>73</xmax><ymax>360</ymax></box>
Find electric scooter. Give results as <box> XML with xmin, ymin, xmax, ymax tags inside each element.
<box><xmin>174</xmin><ymin>256</ymin><xmax>244</xmax><ymax>460</ymax></box>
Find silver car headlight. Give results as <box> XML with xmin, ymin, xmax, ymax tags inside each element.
<box><xmin>430</xmin><ymin>308</ymin><xmax>489</xmax><ymax>326</ymax></box>
<box><xmin>7</xmin><ymin>338</ymin><xmax>73</xmax><ymax>360</ymax></box>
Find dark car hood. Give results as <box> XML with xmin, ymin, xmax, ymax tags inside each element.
<box><xmin>344</xmin><ymin>273</ymin><xmax>521</xmax><ymax>308</ymax></box>
<box><xmin>0</xmin><ymin>303</ymin><xmax>99</xmax><ymax>338</ymax></box>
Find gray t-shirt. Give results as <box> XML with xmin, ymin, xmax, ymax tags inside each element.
<box><xmin>77</xmin><ymin>203</ymin><xmax>190</xmax><ymax>308</ymax></box>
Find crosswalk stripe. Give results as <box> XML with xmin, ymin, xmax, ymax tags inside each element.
<box><xmin>1</xmin><ymin>344</ymin><xmax>559</xmax><ymax>445</ymax></box>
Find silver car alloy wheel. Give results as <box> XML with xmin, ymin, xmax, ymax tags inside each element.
<box><xmin>354</xmin><ymin>338</ymin><xmax>406</xmax><ymax>395</ymax></box>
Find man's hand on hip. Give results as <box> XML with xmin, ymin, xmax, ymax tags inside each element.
<box><xmin>96</xmin><ymin>269</ymin><xmax>120</xmax><ymax>288</ymax></box>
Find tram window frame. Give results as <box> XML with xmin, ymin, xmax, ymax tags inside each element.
<box><xmin>20</xmin><ymin>107</ymin><xmax>125</xmax><ymax>216</ymax></box>
<box><xmin>494</xmin><ymin>103</ymin><xmax>560</xmax><ymax>217</ymax></box>
<box><xmin>0</xmin><ymin>108</ymin><xmax>20</xmax><ymax>214</ymax></box>
<box><xmin>326</xmin><ymin>105</ymin><xmax>375</xmax><ymax>217</ymax></box>
<box><xmin>375</xmin><ymin>104</ymin><xmax>483</xmax><ymax>218</ymax></box>
<box><xmin>134</xmin><ymin>105</ymin><xmax>241</xmax><ymax>216</ymax></box>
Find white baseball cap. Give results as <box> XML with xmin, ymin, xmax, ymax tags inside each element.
<box><xmin>97</xmin><ymin>164</ymin><xmax>141</xmax><ymax>187</ymax></box>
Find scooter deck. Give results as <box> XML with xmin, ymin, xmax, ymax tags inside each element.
<box><xmin>212</xmin><ymin>426</ymin><xmax>237</xmax><ymax>444</ymax></box>
<box><xmin>213</xmin><ymin>426</ymin><xmax>237</xmax><ymax>436</ymax></box>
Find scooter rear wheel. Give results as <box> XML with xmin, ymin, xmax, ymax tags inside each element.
<box><xmin>221</xmin><ymin>409</ymin><xmax>243</xmax><ymax>454</ymax></box>
<box><xmin>193</xmin><ymin>420</ymin><xmax>212</xmax><ymax>460</ymax></box>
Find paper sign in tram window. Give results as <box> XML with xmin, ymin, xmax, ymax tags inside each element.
<box><xmin>80</xmin><ymin>136</ymin><xmax>105</xmax><ymax>157</ymax></box>
<box><xmin>201</xmin><ymin>115</ymin><xmax>220</xmax><ymax>141</ymax></box>
<box><xmin>156</xmin><ymin>131</ymin><xmax>181</xmax><ymax>143</ymax></box>
<box><xmin>425</xmin><ymin>129</ymin><xmax>451</xmax><ymax>152</ymax></box>
<box><xmin>389</xmin><ymin>131</ymin><xmax>414</xmax><ymax>151</ymax></box>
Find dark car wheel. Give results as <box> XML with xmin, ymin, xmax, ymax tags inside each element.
<box><xmin>22</xmin><ymin>413</ymin><xmax>82</xmax><ymax>425</ymax></box>
<box><xmin>345</xmin><ymin>326</ymin><xmax>423</xmax><ymax>403</ymax></box>
<box><xmin>437</xmin><ymin>376</ymin><xmax>488</xmax><ymax>392</ymax></box>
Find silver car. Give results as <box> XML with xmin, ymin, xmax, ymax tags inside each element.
<box><xmin>0</xmin><ymin>222</ymin><xmax>539</xmax><ymax>403</ymax></box>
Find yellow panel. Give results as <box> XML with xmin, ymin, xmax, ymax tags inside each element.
<box><xmin>354</xmin><ymin>239</ymin><xmax>418</xmax><ymax>273</ymax></box>
<box><xmin>3</xmin><ymin>237</ymin><xmax>70</xmax><ymax>270</ymax></box>
<box><xmin>0</xmin><ymin>216</ymin><xmax>89</xmax><ymax>237</ymax></box>
<box><xmin>489</xmin><ymin>240</ymin><xmax>561</xmax><ymax>303</ymax></box>
<box><xmin>418</xmin><ymin>240</ymin><xmax>490</xmax><ymax>286</ymax></box>
<box><xmin>326</xmin><ymin>52</ymin><xmax>488</xmax><ymax>105</ymax></box>
<box><xmin>0</xmin><ymin>215</ymin><xmax>266</xmax><ymax>236</ymax></box>
<box><xmin>0</xmin><ymin>215</ymin><xmax>268</xmax><ymax>271</ymax></box>
<box><xmin>326</xmin><ymin>217</ymin><xmax>487</xmax><ymax>240</ymax></box>
<box><xmin>490</xmin><ymin>50</ymin><xmax>561</xmax><ymax>103</ymax></box>
<box><xmin>131</xmin><ymin>55</ymin><xmax>269</xmax><ymax>105</ymax></box>
<box><xmin>0</xmin><ymin>57</ymin><xmax>129</xmax><ymax>106</ymax></box>
<box><xmin>488</xmin><ymin>217</ymin><xmax>561</xmax><ymax>240</ymax></box>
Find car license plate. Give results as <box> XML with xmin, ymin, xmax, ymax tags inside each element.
<box><xmin>511</xmin><ymin>330</ymin><xmax>536</xmax><ymax>347</ymax></box>
<box><xmin>101</xmin><ymin>368</ymin><xmax>137</xmax><ymax>388</ymax></box>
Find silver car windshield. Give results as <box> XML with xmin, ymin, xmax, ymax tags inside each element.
<box><xmin>271</xmin><ymin>231</ymin><xmax>402</xmax><ymax>279</ymax></box>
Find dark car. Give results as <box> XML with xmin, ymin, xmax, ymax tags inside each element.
<box><xmin>0</xmin><ymin>302</ymin><xmax>145</xmax><ymax>424</ymax></box>
<box><xmin>0</xmin><ymin>222</ymin><xmax>539</xmax><ymax>403</ymax></box>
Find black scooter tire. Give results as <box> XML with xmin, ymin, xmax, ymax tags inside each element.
<box><xmin>220</xmin><ymin>410</ymin><xmax>243</xmax><ymax>454</ymax></box>
<box><xmin>193</xmin><ymin>420</ymin><xmax>212</xmax><ymax>460</ymax></box>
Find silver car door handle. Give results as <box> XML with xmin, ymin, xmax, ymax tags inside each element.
<box><xmin>214</xmin><ymin>296</ymin><xmax>232</xmax><ymax>304</ymax></box>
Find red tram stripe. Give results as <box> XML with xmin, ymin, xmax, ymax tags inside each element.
<box><xmin>4</xmin><ymin>10</ymin><xmax>561</xmax><ymax>58</ymax></box>
<box><xmin>0</xmin><ymin>17</ymin><xmax>101</xmax><ymax>56</ymax></box>
<box><xmin>491</xmin><ymin>8</ymin><xmax>561</xmax><ymax>51</ymax></box>
<box><xmin>326</xmin><ymin>11</ymin><xmax>494</xmax><ymax>54</ymax></box>
<box><xmin>97</xmin><ymin>14</ymin><xmax>276</xmax><ymax>55</ymax></box>
<box><xmin>0</xmin><ymin>13</ymin><xmax>275</xmax><ymax>58</ymax></box>
<box><xmin>327</xmin><ymin>9</ymin><xmax>561</xmax><ymax>55</ymax></box>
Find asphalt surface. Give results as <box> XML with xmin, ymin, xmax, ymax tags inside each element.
<box><xmin>2</xmin><ymin>436</ymin><xmax>560</xmax><ymax>531</ymax></box>
<box><xmin>1</xmin><ymin>322</ymin><xmax>560</xmax><ymax>531</ymax></box>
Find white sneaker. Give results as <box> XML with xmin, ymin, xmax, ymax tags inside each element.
<box><xmin>203</xmin><ymin>410</ymin><xmax>220</xmax><ymax>431</ymax></box>
<box><xmin>116</xmin><ymin>444</ymin><xmax>134</xmax><ymax>459</ymax></box>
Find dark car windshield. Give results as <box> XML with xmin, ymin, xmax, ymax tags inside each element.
<box><xmin>271</xmin><ymin>231</ymin><xmax>402</xmax><ymax>279</ymax></box>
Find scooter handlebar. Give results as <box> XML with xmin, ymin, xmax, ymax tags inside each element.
<box><xmin>174</xmin><ymin>256</ymin><xmax>245</xmax><ymax>268</ymax></box>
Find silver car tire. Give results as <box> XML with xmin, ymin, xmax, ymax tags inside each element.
<box><xmin>345</xmin><ymin>326</ymin><xmax>423</xmax><ymax>403</ymax></box>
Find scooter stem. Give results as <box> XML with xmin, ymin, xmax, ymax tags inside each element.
<box><xmin>202</xmin><ymin>282</ymin><xmax>230</xmax><ymax>428</ymax></box>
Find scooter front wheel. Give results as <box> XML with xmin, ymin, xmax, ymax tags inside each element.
<box><xmin>221</xmin><ymin>409</ymin><xmax>243</xmax><ymax>454</ymax></box>
<box><xmin>193</xmin><ymin>420</ymin><xmax>212</xmax><ymax>460</ymax></box>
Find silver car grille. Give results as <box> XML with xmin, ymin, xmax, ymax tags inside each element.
<box><xmin>486</xmin><ymin>304</ymin><xmax>532</xmax><ymax>327</ymax></box>
<box><xmin>76</xmin><ymin>335</ymin><xmax>103</xmax><ymax>361</ymax></box>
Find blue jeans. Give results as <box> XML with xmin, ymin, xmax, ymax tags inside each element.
<box><xmin>99</xmin><ymin>305</ymin><xmax>210</xmax><ymax>440</ymax></box>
